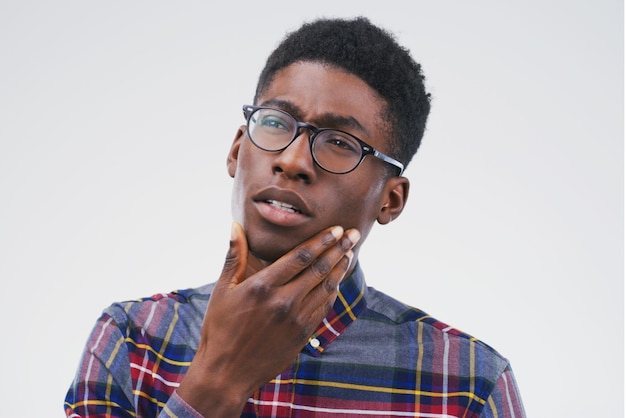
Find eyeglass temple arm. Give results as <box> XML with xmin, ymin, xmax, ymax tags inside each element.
<box><xmin>373</xmin><ymin>150</ymin><xmax>405</xmax><ymax>175</ymax></box>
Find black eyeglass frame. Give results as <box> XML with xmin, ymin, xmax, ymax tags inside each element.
<box><xmin>242</xmin><ymin>105</ymin><xmax>405</xmax><ymax>175</ymax></box>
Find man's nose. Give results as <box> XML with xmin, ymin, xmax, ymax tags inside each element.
<box><xmin>271</xmin><ymin>131</ymin><xmax>316</xmax><ymax>183</ymax></box>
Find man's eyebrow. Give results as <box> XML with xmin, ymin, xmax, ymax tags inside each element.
<box><xmin>259</xmin><ymin>98</ymin><xmax>370</xmax><ymax>137</ymax></box>
<box><xmin>260</xmin><ymin>99</ymin><xmax>301</xmax><ymax>118</ymax></box>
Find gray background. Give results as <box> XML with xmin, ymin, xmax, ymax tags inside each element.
<box><xmin>0</xmin><ymin>1</ymin><xmax>623</xmax><ymax>416</ymax></box>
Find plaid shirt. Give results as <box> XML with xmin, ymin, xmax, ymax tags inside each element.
<box><xmin>65</xmin><ymin>264</ymin><xmax>525</xmax><ymax>417</ymax></box>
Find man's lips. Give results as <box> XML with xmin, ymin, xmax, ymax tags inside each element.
<box><xmin>252</xmin><ymin>187</ymin><xmax>313</xmax><ymax>227</ymax></box>
<box><xmin>253</xmin><ymin>186</ymin><xmax>312</xmax><ymax>216</ymax></box>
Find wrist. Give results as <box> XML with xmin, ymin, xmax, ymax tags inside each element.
<box><xmin>176</xmin><ymin>365</ymin><xmax>249</xmax><ymax>417</ymax></box>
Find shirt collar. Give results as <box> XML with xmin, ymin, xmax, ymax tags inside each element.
<box><xmin>302</xmin><ymin>263</ymin><xmax>367</xmax><ymax>357</ymax></box>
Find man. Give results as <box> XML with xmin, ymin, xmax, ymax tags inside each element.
<box><xmin>65</xmin><ymin>17</ymin><xmax>525</xmax><ymax>417</ymax></box>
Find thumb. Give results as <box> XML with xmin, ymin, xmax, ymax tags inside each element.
<box><xmin>217</xmin><ymin>222</ymin><xmax>249</xmax><ymax>289</ymax></box>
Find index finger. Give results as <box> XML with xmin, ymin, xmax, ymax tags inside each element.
<box><xmin>263</xmin><ymin>225</ymin><xmax>345</xmax><ymax>287</ymax></box>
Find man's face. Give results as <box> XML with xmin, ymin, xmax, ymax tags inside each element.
<box><xmin>227</xmin><ymin>61</ymin><xmax>406</xmax><ymax>264</ymax></box>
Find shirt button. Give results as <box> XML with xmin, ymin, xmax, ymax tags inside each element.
<box><xmin>310</xmin><ymin>338</ymin><xmax>320</xmax><ymax>348</ymax></box>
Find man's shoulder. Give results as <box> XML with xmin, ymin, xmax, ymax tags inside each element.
<box><xmin>364</xmin><ymin>286</ymin><xmax>506</xmax><ymax>360</ymax></box>
<box><xmin>110</xmin><ymin>282</ymin><xmax>213</xmax><ymax>308</ymax></box>
<box><xmin>100</xmin><ymin>282</ymin><xmax>215</xmax><ymax>333</ymax></box>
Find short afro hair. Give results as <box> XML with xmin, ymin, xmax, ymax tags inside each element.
<box><xmin>254</xmin><ymin>17</ymin><xmax>431</xmax><ymax>171</ymax></box>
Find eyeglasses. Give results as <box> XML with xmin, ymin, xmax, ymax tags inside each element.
<box><xmin>242</xmin><ymin>105</ymin><xmax>404</xmax><ymax>175</ymax></box>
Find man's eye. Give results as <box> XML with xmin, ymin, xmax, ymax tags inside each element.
<box><xmin>259</xmin><ymin>116</ymin><xmax>289</xmax><ymax>131</ymax></box>
<box><xmin>325</xmin><ymin>136</ymin><xmax>360</xmax><ymax>154</ymax></box>
<box><xmin>329</xmin><ymin>139</ymin><xmax>350</xmax><ymax>149</ymax></box>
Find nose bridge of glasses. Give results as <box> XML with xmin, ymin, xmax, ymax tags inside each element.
<box><xmin>293</xmin><ymin>121</ymin><xmax>319</xmax><ymax>142</ymax></box>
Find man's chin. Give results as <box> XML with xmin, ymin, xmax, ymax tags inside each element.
<box><xmin>248</xmin><ymin>245</ymin><xmax>289</xmax><ymax>265</ymax></box>
<box><xmin>243</xmin><ymin>224</ymin><xmax>315</xmax><ymax>267</ymax></box>
<box><xmin>247</xmin><ymin>235</ymin><xmax>301</xmax><ymax>266</ymax></box>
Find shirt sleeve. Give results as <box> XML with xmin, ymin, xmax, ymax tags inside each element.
<box><xmin>64</xmin><ymin>312</ymin><xmax>203</xmax><ymax>418</ymax></box>
<box><xmin>480</xmin><ymin>365</ymin><xmax>526</xmax><ymax>418</ymax></box>
<box><xmin>160</xmin><ymin>391</ymin><xmax>205</xmax><ymax>418</ymax></box>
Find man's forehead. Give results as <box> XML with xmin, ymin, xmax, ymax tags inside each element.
<box><xmin>256</xmin><ymin>62</ymin><xmax>388</xmax><ymax>132</ymax></box>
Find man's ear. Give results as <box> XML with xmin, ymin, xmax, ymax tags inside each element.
<box><xmin>227</xmin><ymin>126</ymin><xmax>246</xmax><ymax>178</ymax></box>
<box><xmin>377</xmin><ymin>176</ymin><xmax>410</xmax><ymax>225</ymax></box>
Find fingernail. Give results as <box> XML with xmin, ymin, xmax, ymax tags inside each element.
<box><xmin>231</xmin><ymin>222</ymin><xmax>239</xmax><ymax>241</ymax></box>
<box><xmin>346</xmin><ymin>229</ymin><xmax>361</xmax><ymax>245</ymax></box>
<box><xmin>345</xmin><ymin>250</ymin><xmax>354</xmax><ymax>266</ymax></box>
<box><xmin>331</xmin><ymin>226</ymin><xmax>344</xmax><ymax>240</ymax></box>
